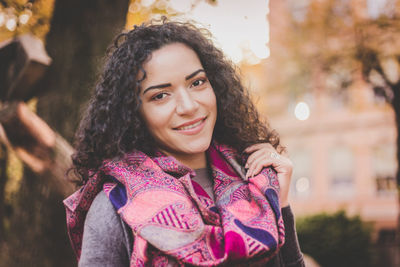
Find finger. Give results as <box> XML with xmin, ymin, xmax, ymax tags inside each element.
<box><xmin>247</xmin><ymin>155</ymin><xmax>275</xmax><ymax>178</ymax></box>
<box><xmin>250</xmin><ymin>151</ymin><xmax>288</xmax><ymax>176</ymax></box>
<box><xmin>245</xmin><ymin>148</ymin><xmax>269</xmax><ymax>168</ymax></box>
<box><xmin>245</xmin><ymin>148</ymin><xmax>285</xmax><ymax>168</ymax></box>
<box><xmin>248</xmin><ymin>158</ymin><xmax>275</xmax><ymax>178</ymax></box>
<box><xmin>249</xmin><ymin>160</ymin><xmax>265</xmax><ymax>178</ymax></box>
<box><xmin>246</xmin><ymin>147</ymin><xmax>281</xmax><ymax>168</ymax></box>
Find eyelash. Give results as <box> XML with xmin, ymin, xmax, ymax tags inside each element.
<box><xmin>151</xmin><ymin>92</ymin><xmax>168</xmax><ymax>101</ymax></box>
<box><xmin>150</xmin><ymin>78</ymin><xmax>208</xmax><ymax>101</ymax></box>
<box><xmin>191</xmin><ymin>78</ymin><xmax>207</xmax><ymax>87</ymax></box>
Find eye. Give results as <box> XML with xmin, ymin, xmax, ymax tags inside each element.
<box><xmin>151</xmin><ymin>92</ymin><xmax>168</xmax><ymax>101</ymax></box>
<box><xmin>191</xmin><ymin>78</ymin><xmax>206</xmax><ymax>87</ymax></box>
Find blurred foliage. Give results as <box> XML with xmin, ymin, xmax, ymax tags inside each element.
<box><xmin>125</xmin><ymin>0</ymin><xmax>217</xmax><ymax>28</ymax></box>
<box><xmin>266</xmin><ymin>0</ymin><xmax>400</xmax><ymax>106</ymax></box>
<box><xmin>297</xmin><ymin>210</ymin><xmax>374</xmax><ymax>267</ymax></box>
<box><xmin>0</xmin><ymin>0</ymin><xmax>54</xmax><ymax>41</ymax></box>
<box><xmin>0</xmin><ymin>0</ymin><xmax>219</xmax><ymax>41</ymax></box>
<box><xmin>283</xmin><ymin>0</ymin><xmax>400</xmax><ymax>104</ymax></box>
<box><xmin>126</xmin><ymin>0</ymin><xmax>170</xmax><ymax>27</ymax></box>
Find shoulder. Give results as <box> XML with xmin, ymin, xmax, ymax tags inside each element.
<box><xmin>86</xmin><ymin>190</ymin><xmax>117</xmax><ymax>226</ymax></box>
<box><xmin>80</xmin><ymin>191</ymin><xmax>132</xmax><ymax>266</ymax></box>
<box><xmin>85</xmin><ymin>191</ymin><xmax>131</xmax><ymax>245</ymax></box>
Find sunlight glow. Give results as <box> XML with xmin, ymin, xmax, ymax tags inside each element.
<box><xmin>250</xmin><ymin>40</ymin><xmax>270</xmax><ymax>59</ymax></box>
<box><xmin>141</xmin><ymin>0</ymin><xmax>156</xmax><ymax>7</ymax></box>
<box><xmin>170</xmin><ymin>0</ymin><xmax>192</xmax><ymax>13</ymax></box>
<box><xmin>130</xmin><ymin>0</ymin><xmax>270</xmax><ymax>64</ymax></box>
<box><xmin>171</xmin><ymin>0</ymin><xmax>270</xmax><ymax>64</ymax></box>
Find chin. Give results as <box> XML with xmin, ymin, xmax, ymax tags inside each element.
<box><xmin>182</xmin><ymin>139</ymin><xmax>212</xmax><ymax>154</ymax></box>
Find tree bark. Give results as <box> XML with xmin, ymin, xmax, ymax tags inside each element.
<box><xmin>36</xmin><ymin>0</ymin><xmax>131</xmax><ymax>142</ymax></box>
<box><xmin>0</xmin><ymin>144</ymin><xmax>6</xmax><ymax>241</ymax></box>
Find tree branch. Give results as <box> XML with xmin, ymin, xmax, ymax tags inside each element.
<box><xmin>0</xmin><ymin>102</ymin><xmax>76</xmax><ymax>196</ymax></box>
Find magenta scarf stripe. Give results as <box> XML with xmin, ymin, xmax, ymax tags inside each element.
<box><xmin>64</xmin><ymin>141</ymin><xmax>285</xmax><ymax>266</ymax></box>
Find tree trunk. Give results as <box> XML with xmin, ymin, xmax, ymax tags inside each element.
<box><xmin>1</xmin><ymin>0</ymin><xmax>130</xmax><ymax>266</ymax></box>
<box><xmin>0</xmin><ymin>144</ymin><xmax>6</xmax><ymax>241</ymax></box>
<box><xmin>36</xmin><ymin>0</ymin><xmax>131</xmax><ymax>142</ymax></box>
<box><xmin>393</xmin><ymin>83</ymin><xmax>400</xmax><ymax>251</ymax></box>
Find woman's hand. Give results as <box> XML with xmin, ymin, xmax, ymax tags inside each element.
<box><xmin>244</xmin><ymin>143</ymin><xmax>293</xmax><ymax>207</ymax></box>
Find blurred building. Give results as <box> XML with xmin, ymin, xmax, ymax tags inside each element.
<box><xmin>268</xmin><ymin>75</ymin><xmax>397</xmax><ymax>233</ymax></box>
<box><xmin>241</xmin><ymin>0</ymin><xmax>399</xmax><ymax>235</ymax></box>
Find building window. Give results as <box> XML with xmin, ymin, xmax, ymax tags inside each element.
<box><xmin>373</xmin><ymin>145</ymin><xmax>397</xmax><ymax>196</ymax></box>
<box><xmin>329</xmin><ymin>146</ymin><xmax>354</xmax><ymax>197</ymax></box>
<box><xmin>290</xmin><ymin>149</ymin><xmax>312</xmax><ymax>197</ymax></box>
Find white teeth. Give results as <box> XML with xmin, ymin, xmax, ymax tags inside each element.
<box><xmin>176</xmin><ymin>119</ymin><xmax>204</xmax><ymax>130</ymax></box>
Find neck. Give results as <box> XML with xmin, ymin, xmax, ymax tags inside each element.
<box><xmin>162</xmin><ymin>150</ymin><xmax>207</xmax><ymax>170</ymax></box>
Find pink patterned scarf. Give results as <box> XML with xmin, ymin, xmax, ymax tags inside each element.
<box><xmin>64</xmin><ymin>143</ymin><xmax>285</xmax><ymax>266</ymax></box>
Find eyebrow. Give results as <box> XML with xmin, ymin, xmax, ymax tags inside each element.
<box><xmin>143</xmin><ymin>83</ymin><xmax>171</xmax><ymax>95</ymax></box>
<box><xmin>185</xmin><ymin>69</ymin><xmax>205</xmax><ymax>80</ymax></box>
<box><xmin>143</xmin><ymin>69</ymin><xmax>206</xmax><ymax>95</ymax></box>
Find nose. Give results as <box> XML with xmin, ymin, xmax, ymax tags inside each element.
<box><xmin>175</xmin><ymin>88</ymin><xmax>199</xmax><ymax>115</ymax></box>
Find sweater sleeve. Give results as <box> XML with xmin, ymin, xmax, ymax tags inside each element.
<box><xmin>280</xmin><ymin>205</ymin><xmax>305</xmax><ymax>267</ymax></box>
<box><xmin>79</xmin><ymin>191</ymin><xmax>131</xmax><ymax>267</ymax></box>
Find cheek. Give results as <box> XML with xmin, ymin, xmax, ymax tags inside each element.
<box><xmin>208</xmin><ymin>90</ymin><xmax>217</xmax><ymax>114</ymax></box>
<box><xmin>142</xmin><ymin>112</ymin><xmax>163</xmax><ymax>132</ymax></box>
<box><xmin>140</xmin><ymin>104</ymin><xmax>172</xmax><ymax>138</ymax></box>
<box><xmin>140</xmin><ymin>106</ymin><xmax>157</xmax><ymax>131</ymax></box>
<box><xmin>204</xmin><ymin>89</ymin><xmax>218</xmax><ymax>131</ymax></box>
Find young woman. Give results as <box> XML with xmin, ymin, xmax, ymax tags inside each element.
<box><xmin>64</xmin><ymin>19</ymin><xmax>305</xmax><ymax>267</ymax></box>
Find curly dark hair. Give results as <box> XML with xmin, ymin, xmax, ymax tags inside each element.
<box><xmin>72</xmin><ymin>18</ymin><xmax>283</xmax><ymax>185</ymax></box>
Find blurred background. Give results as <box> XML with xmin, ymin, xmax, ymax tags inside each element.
<box><xmin>0</xmin><ymin>0</ymin><xmax>399</xmax><ymax>266</ymax></box>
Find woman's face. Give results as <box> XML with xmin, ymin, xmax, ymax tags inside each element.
<box><xmin>139</xmin><ymin>42</ymin><xmax>217</xmax><ymax>162</ymax></box>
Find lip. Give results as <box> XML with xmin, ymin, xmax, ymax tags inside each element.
<box><xmin>173</xmin><ymin>116</ymin><xmax>207</xmax><ymax>135</ymax></box>
<box><xmin>174</xmin><ymin>117</ymin><xmax>207</xmax><ymax>129</ymax></box>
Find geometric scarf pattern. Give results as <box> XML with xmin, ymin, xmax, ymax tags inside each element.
<box><xmin>64</xmin><ymin>142</ymin><xmax>285</xmax><ymax>266</ymax></box>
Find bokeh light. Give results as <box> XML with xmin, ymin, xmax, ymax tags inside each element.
<box><xmin>296</xmin><ymin>177</ymin><xmax>310</xmax><ymax>193</ymax></box>
<box><xmin>294</xmin><ymin>101</ymin><xmax>310</xmax><ymax>121</ymax></box>
<box><xmin>0</xmin><ymin>12</ymin><xmax>5</xmax><ymax>27</ymax></box>
<box><xmin>19</xmin><ymin>10</ymin><xmax>32</xmax><ymax>25</ymax></box>
<box><xmin>5</xmin><ymin>16</ymin><xmax>17</xmax><ymax>31</ymax></box>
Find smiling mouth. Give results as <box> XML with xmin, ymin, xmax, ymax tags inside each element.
<box><xmin>174</xmin><ymin>117</ymin><xmax>207</xmax><ymax>131</ymax></box>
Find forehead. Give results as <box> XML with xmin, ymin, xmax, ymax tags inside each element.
<box><xmin>141</xmin><ymin>43</ymin><xmax>203</xmax><ymax>83</ymax></box>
